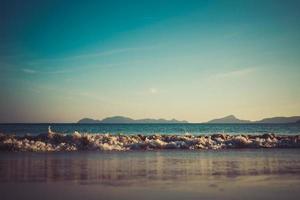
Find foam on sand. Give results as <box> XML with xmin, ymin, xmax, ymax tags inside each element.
<box><xmin>0</xmin><ymin>127</ymin><xmax>299</xmax><ymax>151</ymax></box>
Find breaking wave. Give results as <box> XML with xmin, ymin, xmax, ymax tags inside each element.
<box><xmin>0</xmin><ymin>126</ymin><xmax>300</xmax><ymax>152</ymax></box>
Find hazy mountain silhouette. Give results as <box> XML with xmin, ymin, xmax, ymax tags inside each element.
<box><xmin>78</xmin><ymin>116</ymin><xmax>188</xmax><ymax>124</ymax></box>
<box><xmin>79</xmin><ymin>115</ymin><xmax>300</xmax><ymax>124</ymax></box>
<box><xmin>255</xmin><ymin>116</ymin><xmax>300</xmax><ymax>123</ymax></box>
<box><xmin>207</xmin><ymin>115</ymin><xmax>300</xmax><ymax>124</ymax></box>
<box><xmin>207</xmin><ymin>115</ymin><xmax>251</xmax><ymax>123</ymax></box>
<box><xmin>77</xmin><ymin>118</ymin><xmax>102</xmax><ymax>123</ymax></box>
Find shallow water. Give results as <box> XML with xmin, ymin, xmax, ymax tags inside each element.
<box><xmin>1</xmin><ymin>149</ymin><xmax>300</xmax><ymax>200</ymax></box>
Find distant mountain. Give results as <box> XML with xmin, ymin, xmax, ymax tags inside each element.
<box><xmin>255</xmin><ymin>116</ymin><xmax>300</xmax><ymax>123</ymax></box>
<box><xmin>207</xmin><ymin>115</ymin><xmax>300</xmax><ymax>124</ymax></box>
<box><xmin>296</xmin><ymin>120</ymin><xmax>300</xmax><ymax>124</ymax></box>
<box><xmin>77</xmin><ymin>118</ymin><xmax>102</xmax><ymax>123</ymax></box>
<box><xmin>100</xmin><ymin>116</ymin><xmax>135</xmax><ymax>123</ymax></box>
<box><xmin>207</xmin><ymin>115</ymin><xmax>251</xmax><ymax>123</ymax></box>
<box><xmin>78</xmin><ymin>116</ymin><xmax>188</xmax><ymax>124</ymax></box>
<box><xmin>79</xmin><ymin>115</ymin><xmax>300</xmax><ymax>124</ymax></box>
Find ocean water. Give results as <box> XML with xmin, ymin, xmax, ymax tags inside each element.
<box><xmin>1</xmin><ymin>124</ymin><xmax>300</xmax><ymax>200</ymax></box>
<box><xmin>1</xmin><ymin>123</ymin><xmax>300</xmax><ymax>136</ymax></box>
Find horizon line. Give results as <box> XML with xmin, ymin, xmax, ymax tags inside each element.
<box><xmin>1</xmin><ymin>114</ymin><xmax>300</xmax><ymax>124</ymax></box>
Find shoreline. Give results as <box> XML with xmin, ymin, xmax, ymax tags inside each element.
<box><xmin>1</xmin><ymin>127</ymin><xmax>300</xmax><ymax>151</ymax></box>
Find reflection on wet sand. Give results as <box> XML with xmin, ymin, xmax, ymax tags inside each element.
<box><xmin>1</xmin><ymin>149</ymin><xmax>300</xmax><ymax>185</ymax></box>
<box><xmin>1</xmin><ymin>150</ymin><xmax>300</xmax><ymax>200</ymax></box>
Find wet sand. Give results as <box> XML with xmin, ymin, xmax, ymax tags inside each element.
<box><xmin>0</xmin><ymin>149</ymin><xmax>300</xmax><ymax>200</ymax></box>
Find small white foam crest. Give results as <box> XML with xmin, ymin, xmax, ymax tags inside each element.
<box><xmin>48</xmin><ymin>126</ymin><xmax>54</xmax><ymax>134</ymax></box>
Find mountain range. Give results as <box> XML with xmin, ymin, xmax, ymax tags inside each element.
<box><xmin>206</xmin><ymin>115</ymin><xmax>300</xmax><ymax>124</ymax></box>
<box><xmin>206</xmin><ymin>115</ymin><xmax>251</xmax><ymax>123</ymax></box>
<box><xmin>78</xmin><ymin>116</ymin><xmax>188</xmax><ymax>124</ymax></box>
<box><xmin>78</xmin><ymin>115</ymin><xmax>300</xmax><ymax>124</ymax></box>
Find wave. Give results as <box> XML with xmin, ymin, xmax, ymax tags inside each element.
<box><xmin>0</xmin><ymin>126</ymin><xmax>300</xmax><ymax>152</ymax></box>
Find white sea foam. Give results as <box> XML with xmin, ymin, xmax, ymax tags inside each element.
<box><xmin>0</xmin><ymin>132</ymin><xmax>299</xmax><ymax>152</ymax></box>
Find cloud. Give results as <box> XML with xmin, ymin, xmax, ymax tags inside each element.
<box><xmin>28</xmin><ymin>46</ymin><xmax>158</xmax><ymax>65</ymax></box>
<box><xmin>22</xmin><ymin>68</ymin><xmax>37</xmax><ymax>74</ymax></box>
<box><xmin>21</xmin><ymin>68</ymin><xmax>73</xmax><ymax>74</ymax></box>
<box><xmin>213</xmin><ymin>68</ymin><xmax>257</xmax><ymax>79</ymax></box>
<box><xmin>20</xmin><ymin>62</ymin><xmax>127</xmax><ymax>75</ymax></box>
<box><xmin>79</xmin><ymin>47</ymin><xmax>152</xmax><ymax>58</ymax></box>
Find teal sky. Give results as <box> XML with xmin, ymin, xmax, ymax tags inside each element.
<box><xmin>1</xmin><ymin>0</ymin><xmax>300</xmax><ymax>123</ymax></box>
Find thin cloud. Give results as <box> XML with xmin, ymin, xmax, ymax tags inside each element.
<box><xmin>28</xmin><ymin>46</ymin><xmax>158</xmax><ymax>65</ymax></box>
<box><xmin>22</xmin><ymin>68</ymin><xmax>37</xmax><ymax>74</ymax></box>
<box><xmin>22</xmin><ymin>68</ymin><xmax>73</xmax><ymax>74</ymax></box>
<box><xmin>21</xmin><ymin>62</ymin><xmax>126</xmax><ymax>75</ymax></box>
<box><xmin>213</xmin><ymin>68</ymin><xmax>257</xmax><ymax>79</ymax></box>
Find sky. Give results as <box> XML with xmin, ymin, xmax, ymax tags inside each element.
<box><xmin>0</xmin><ymin>0</ymin><xmax>300</xmax><ymax>123</ymax></box>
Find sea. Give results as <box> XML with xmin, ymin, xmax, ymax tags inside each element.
<box><xmin>1</xmin><ymin>123</ymin><xmax>300</xmax><ymax>200</ymax></box>
<box><xmin>1</xmin><ymin>123</ymin><xmax>300</xmax><ymax>136</ymax></box>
